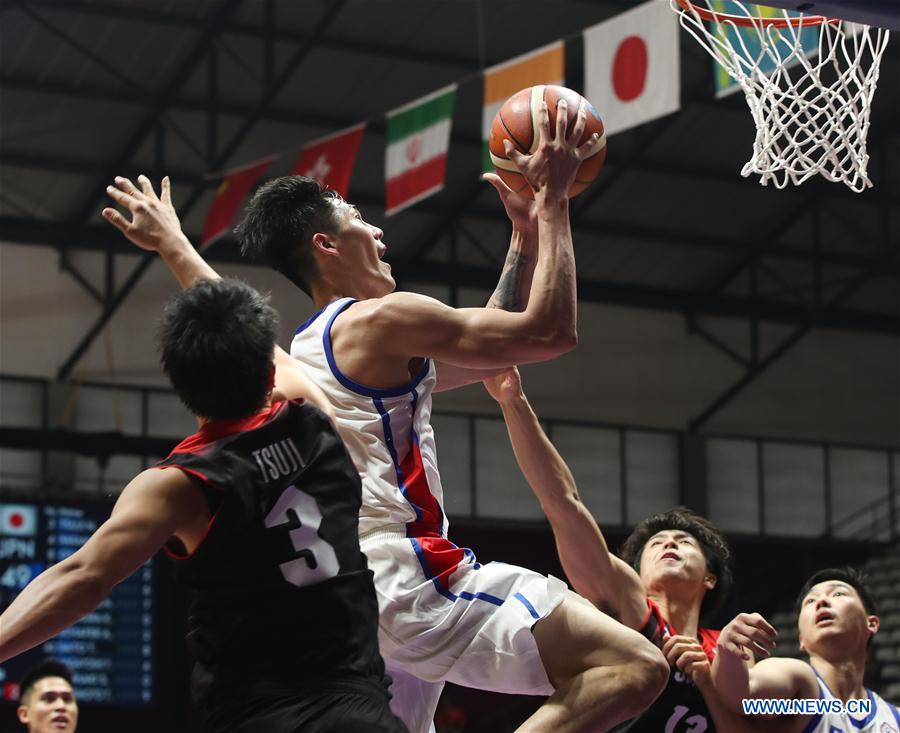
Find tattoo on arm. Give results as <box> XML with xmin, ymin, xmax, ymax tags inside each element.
<box><xmin>486</xmin><ymin>249</ymin><xmax>532</xmax><ymax>312</ymax></box>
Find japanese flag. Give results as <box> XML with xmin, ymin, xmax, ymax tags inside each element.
<box><xmin>0</xmin><ymin>504</ymin><xmax>37</xmax><ymax>536</ymax></box>
<box><xmin>584</xmin><ymin>0</ymin><xmax>680</xmax><ymax>137</ymax></box>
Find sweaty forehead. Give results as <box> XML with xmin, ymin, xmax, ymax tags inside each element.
<box><xmin>331</xmin><ymin>198</ymin><xmax>356</xmax><ymax>217</ymax></box>
<box><xmin>805</xmin><ymin>580</ymin><xmax>856</xmax><ymax>599</ymax></box>
<box><xmin>648</xmin><ymin>529</ymin><xmax>695</xmax><ymax>543</ymax></box>
<box><xmin>32</xmin><ymin>677</ymin><xmax>74</xmax><ymax>698</ymax></box>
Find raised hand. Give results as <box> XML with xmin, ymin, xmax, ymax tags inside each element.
<box><xmin>482</xmin><ymin>172</ymin><xmax>537</xmax><ymax>233</ymax></box>
<box><xmin>502</xmin><ymin>99</ymin><xmax>600</xmax><ymax>200</ymax></box>
<box><xmin>103</xmin><ymin>175</ymin><xmax>187</xmax><ymax>253</ymax></box>
<box><xmin>483</xmin><ymin>367</ymin><xmax>524</xmax><ymax>404</ymax></box>
<box><xmin>663</xmin><ymin>635</ymin><xmax>712</xmax><ymax>686</ymax></box>
<box><xmin>717</xmin><ymin>613</ymin><xmax>778</xmax><ymax>662</ymax></box>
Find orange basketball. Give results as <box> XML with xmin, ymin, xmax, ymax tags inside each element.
<box><xmin>488</xmin><ymin>85</ymin><xmax>607</xmax><ymax>198</ymax></box>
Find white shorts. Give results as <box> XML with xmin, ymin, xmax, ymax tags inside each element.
<box><xmin>361</xmin><ymin>528</ymin><xmax>568</xmax><ymax>733</ymax></box>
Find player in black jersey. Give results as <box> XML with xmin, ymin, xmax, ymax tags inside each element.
<box><xmin>0</xmin><ymin>278</ymin><xmax>406</xmax><ymax>733</ymax></box>
<box><xmin>485</xmin><ymin>367</ymin><xmax>762</xmax><ymax>733</ymax></box>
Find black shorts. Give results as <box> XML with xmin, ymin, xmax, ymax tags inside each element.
<box><xmin>205</xmin><ymin>681</ymin><xmax>408</xmax><ymax>733</ymax></box>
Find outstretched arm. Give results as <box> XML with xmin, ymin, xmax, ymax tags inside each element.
<box><xmin>484</xmin><ymin>368</ymin><xmax>648</xmax><ymax>628</ymax></box>
<box><xmin>433</xmin><ymin>175</ymin><xmax>538</xmax><ymax>392</ymax></box>
<box><xmin>0</xmin><ymin>468</ymin><xmax>200</xmax><ymax>662</ymax></box>
<box><xmin>104</xmin><ymin>176</ymin><xmax>332</xmax><ymax>416</ymax></box>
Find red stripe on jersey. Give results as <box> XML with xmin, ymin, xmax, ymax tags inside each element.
<box><xmin>644</xmin><ymin>597</ymin><xmax>719</xmax><ymax>661</ymax></box>
<box><xmin>401</xmin><ymin>438</ymin><xmax>442</xmax><ymax>537</ymax></box>
<box><xmin>415</xmin><ymin>536</ymin><xmax>466</xmax><ymax>595</ymax></box>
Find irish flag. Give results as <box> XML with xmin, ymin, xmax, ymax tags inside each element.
<box><xmin>482</xmin><ymin>42</ymin><xmax>564</xmax><ymax>172</ymax></box>
<box><xmin>385</xmin><ymin>84</ymin><xmax>457</xmax><ymax>216</ymax></box>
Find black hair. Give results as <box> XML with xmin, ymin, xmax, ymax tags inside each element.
<box><xmin>235</xmin><ymin>175</ymin><xmax>340</xmax><ymax>296</ymax></box>
<box><xmin>620</xmin><ymin>506</ymin><xmax>734</xmax><ymax>620</ymax></box>
<box><xmin>19</xmin><ymin>660</ymin><xmax>74</xmax><ymax>705</ymax></box>
<box><xmin>796</xmin><ymin>567</ymin><xmax>878</xmax><ymax>617</ymax></box>
<box><xmin>158</xmin><ymin>278</ymin><xmax>279</xmax><ymax>420</ymax></box>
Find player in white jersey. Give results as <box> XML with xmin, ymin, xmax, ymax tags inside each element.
<box><xmin>103</xmin><ymin>97</ymin><xmax>668</xmax><ymax>733</ymax></box>
<box><xmin>711</xmin><ymin>567</ymin><xmax>899</xmax><ymax>732</ymax></box>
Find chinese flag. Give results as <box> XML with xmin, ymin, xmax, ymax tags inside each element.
<box><xmin>291</xmin><ymin>123</ymin><xmax>365</xmax><ymax>198</ymax></box>
<box><xmin>201</xmin><ymin>156</ymin><xmax>277</xmax><ymax>247</ymax></box>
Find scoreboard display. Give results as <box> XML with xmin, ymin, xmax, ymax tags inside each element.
<box><xmin>0</xmin><ymin>501</ymin><xmax>155</xmax><ymax>705</ymax></box>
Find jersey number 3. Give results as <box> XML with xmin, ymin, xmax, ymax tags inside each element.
<box><xmin>265</xmin><ymin>485</ymin><xmax>340</xmax><ymax>587</ymax></box>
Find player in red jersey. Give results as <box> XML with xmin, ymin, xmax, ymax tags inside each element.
<box><xmin>485</xmin><ymin>367</ymin><xmax>762</xmax><ymax>732</ymax></box>
<box><xmin>0</xmin><ymin>278</ymin><xmax>406</xmax><ymax>733</ymax></box>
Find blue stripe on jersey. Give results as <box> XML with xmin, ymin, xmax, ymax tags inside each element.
<box><xmin>372</xmin><ymin>397</ymin><xmax>423</xmax><ymax>524</ymax></box>
<box><xmin>799</xmin><ymin>674</ymin><xmax>824</xmax><ymax>733</ymax></box>
<box><xmin>891</xmin><ymin>702</ymin><xmax>900</xmax><ymax>726</ymax></box>
<box><xmin>321</xmin><ymin>299</ymin><xmax>431</xmax><ymax>398</ymax></box>
<box><xmin>294</xmin><ymin>301</ymin><xmax>332</xmax><ymax>334</ymax></box>
<box><xmin>409</xmin><ymin>538</ymin><xmax>502</xmax><ymax>607</ymax></box>
<box><xmin>848</xmin><ymin>689</ymin><xmax>877</xmax><ymax>729</ymax></box>
<box><xmin>514</xmin><ymin>592</ymin><xmax>540</xmax><ymax>620</ymax></box>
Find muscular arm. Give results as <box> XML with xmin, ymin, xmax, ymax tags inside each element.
<box><xmin>487</xmin><ymin>371</ymin><xmax>648</xmax><ymax>628</ymax></box>
<box><xmin>0</xmin><ymin>469</ymin><xmax>199</xmax><ymax>662</ymax></box>
<box><xmin>353</xmin><ymin>104</ymin><xmax>596</xmax><ymax>372</ymax></box>
<box><xmin>433</xmin><ymin>227</ymin><xmax>537</xmax><ymax>392</ymax></box>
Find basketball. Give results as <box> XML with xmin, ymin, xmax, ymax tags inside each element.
<box><xmin>489</xmin><ymin>85</ymin><xmax>607</xmax><ymax>198</ymax></box>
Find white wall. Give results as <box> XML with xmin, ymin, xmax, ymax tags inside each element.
<box><xmin>2</xmin><ymin>242</ymin><xmax>897</xmax><ymax>446</ymax></box>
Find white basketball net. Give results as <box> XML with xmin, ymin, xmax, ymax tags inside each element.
<box><xmin>671</xmin><ymin>1</ymin><xmax>890</xmax><ymax>191</ymax></box>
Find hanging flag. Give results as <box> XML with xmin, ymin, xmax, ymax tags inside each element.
<box><xmin>482</xmin><ymin>42</ymin><xmax>564</xmax><ymax>173</ymax></box>
<box><xmin>709</xmin><ymin>1</ymin><xmax>819</xmax><ymax>97</ymax></box>
<box><xmin>291</xmin><ymin>123</ymin><xmax>366</xmax><ymax>199</ymax></box>
<box><xmin>385</xmin><ymin>85</ymin><xmax>457</xmax><ymax>216</ymax></box>
<box><xmin>584</xmin><ymin>0</ymin><xmax>679</xmax><ymax>136</ymax></box>
<box><xmin>0</xmin><ymin>504</ymin><xmax>37</xmax><ymax>537</ymax></box>
<box><xmin>201</xmin><ymin>156</ymin><xmax>277</xmax><ymax>247</ymax></box>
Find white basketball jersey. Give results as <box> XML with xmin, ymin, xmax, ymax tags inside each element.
<box><xmin>291</xmin><ymin>298</ymin><xmax>448</xmax><ymax>538</ymax></box>
<box><xmin>804</xmin><ymin>672</ymin><xmax>899</xmax><ymax>733</ymax></box>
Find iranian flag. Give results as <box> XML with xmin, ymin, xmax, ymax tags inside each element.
<box><xmin>482</xmin><ymin>42</ymin><xmax>564</xmax><ymax>172</ymax></box>
<box><xmin>385</xmin><ymin>84</ymin><xmax>457</xmax><ymax>216</ymax></box>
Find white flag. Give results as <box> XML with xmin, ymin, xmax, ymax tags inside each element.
<box><xmin>584</xmin><ymin>0</ymin><xmax>679</xmax><ymax>136</ymax></box>
<box><xmin>0</xmin><ymin>504</ymin><xmax>37</xmax><ymax>536</ymax></box>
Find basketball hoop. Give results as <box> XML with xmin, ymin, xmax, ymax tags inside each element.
<box><xmin>671</xmin><ymin>0</ymin><xmax>890</xmax><ymax>191</ymax></box>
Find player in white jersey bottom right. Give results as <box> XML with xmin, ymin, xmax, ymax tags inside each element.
<box><xmin>712</xmin><ymin>567</ymin><xmax>900</xmax><ymax>732</ymax></box>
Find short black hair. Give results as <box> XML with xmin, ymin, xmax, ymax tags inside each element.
<box><xmin>235</xmin><ymin>175</ymin><xmax>340</xmax><ymax>296</ymax></box>
<box><xmin>620</xmin><ymin>506</ymin><xmax>734</xmax><ymax>620</ymax></box>
<box><xmin>795</xmin><ymin>567</ymin><xmax>878</xmax><ymax>616</ymax></box>
<box><xmin>158</xmin><ymin>278</ymin><xmax>279</xmax><ymax>420</ymax></box>
<box><xmin>19</xmin><ymin>660</ymin><xmax>74</xmax><ymax>705</ymax></box>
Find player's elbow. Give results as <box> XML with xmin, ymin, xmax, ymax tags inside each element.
<box><xmin>534</xmin><ymin>324</ymin><xmax>577</xmax><ymax>359</ymax></box>
<box><xmin>551</xmin><ymin>325</ymin><xmax>578</xmax><ymax>354</ymax></box>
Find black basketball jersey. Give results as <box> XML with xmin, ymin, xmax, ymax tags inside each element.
<box><xmin>156</xmin><ymin>398</ymin><xmax>386</xmax><ymax>706</ymax></box>
<box><xmin>612</xmin><ymin>599</ymin><xmax>720</xmax><ymax>733</ymax></box>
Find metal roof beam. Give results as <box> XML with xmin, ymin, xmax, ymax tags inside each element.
<box><xmin>31</xmin><ymin>0</ymin><xmax>477</xmax><ymax>70</ymax></box>
<box><xmin>55</xmin><ymin>0</ymin><xmax>348</xmax><ymax>380</ymax></box>
<box><xmin>3</xmin><ymin>207</ymin><xmax>898</xmax><ymax>277</ymax></box>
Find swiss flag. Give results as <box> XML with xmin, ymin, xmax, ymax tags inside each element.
<box><xmin>583</xmin><ymin>0</ymin><xmax>680</xmax><ymax>136</ymax></box>
<box><xmin>0</xmin><ymin>504</ymin><xmax>37</xmax><ymax>536</ymax></box>
<box><xmin>291</xmin><ymin>123</ymin><xmax>365</xmax><ymax>198</ymax></box>
<box><xmin>201</xmin><ymin>156</ymin><xmax>278</xmax><ymax>247</ymax></box>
